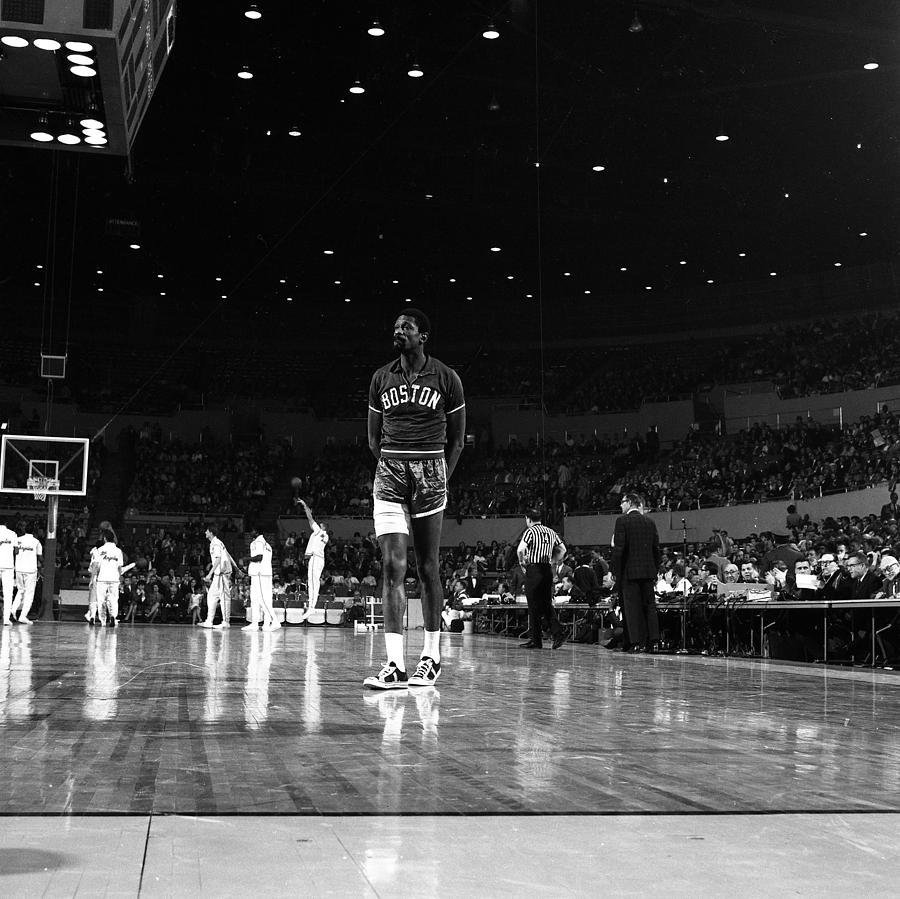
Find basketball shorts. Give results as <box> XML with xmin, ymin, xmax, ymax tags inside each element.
<box><xmin>373</xmin><ymin>457</ymin><xmax>447</xmax><ymax>536</ymax></box>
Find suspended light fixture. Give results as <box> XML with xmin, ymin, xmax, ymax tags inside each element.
<box><xmin>288</xmin><ymin>125</ymin><xmax>301</xmax><ymax>136</ymax></box>
<box><xmin>84</xmin><ymin>135</ymin><xmax>108</xmax><ymax>146</ymax></box>
<box><xmin>57</xmin><ymin>133</ymin><xmax>80</xmax><ymax>145</ymax></box>
<box><xmin>715</xmin><ymin>132</ymin><xmax>729</xmax><ymax>142</ymax></box>
<box><xmin>349</xmin><ymin>80</ymin><xmax>365</xmax><ymax>94</ymax></box>
<box><xmin>244</xmin><ymin>4</ymin><xmax>261</xmax><ymax>20</ymax></box>
<box><xmin>592</xmin><ymin>164</ymin><xmax>606</xmax><ymax>172</ymax></box>
<box><xmin>65</xmin><ymin>40</ymin><xmax>93</xmax><ymax>52</ymax></box>
<box><xmin>67</xmin><ymin>53</ymin><xmax>93</xmax><ymax>65</ymax></box>
<box><xmin>33</xmin><ymin>38</ymin><xmax>61</xmax><ymax>50</ymax></box>
<box><xmin>482</xmin><ymin>21</ymin><xmax>499</xmax><ymax>39</ymax></box>
<box><xmin>80</xmin><ymin>115</ymin><xmax>104</xmax><ymax>129</ymax></box>
<box><xmin>367</xmin><ymin>20</ymin><xmax>384</xmax><ymax>36</ymax></box>
<box><xmin>487</xmin><ymin>93</ymin><xmax>500</xmax><ymax>112</ymax></box>
<box><xmin>628</xmin><ymin>11</ymin><xmax>644</xmax><ymax>33</ymax></box>
<box><xmin>1</xmin><ymin>35</ymin><xmax>28</xmax><ymax>48</ymax></box>
<box><xmin>237</xmin><ymin>65</ymin><xmax>253</xmax><ymax>79</ymax></box>
<box><xmin>863</xmin><ymin>58</ymin><xmax>879</xmax><ymax>70</ymax></box>
<box><xmin>70</xmin><ymin>65</ymin><xmax>96</xmax><ymax>77</ymax></box>
<box><xmin>407</xmin><ymin>62</ymin><xmax>424</xmax><ymax>78</ymax></box>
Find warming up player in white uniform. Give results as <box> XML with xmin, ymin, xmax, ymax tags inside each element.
<box><xmin>0</xmin><ymin>518</ymin><xmax>17</xmax><ymax>626</ymax></box>
<box><xmin>14</xmin><ymin>521</ymin><xmax>42</xmax><ymax>625</ymax></box>
<box><xmin>200</xmin><ymin>526</ymin><xmax>233</xmax><ymax>629</ymax></box>
<box><xmin>244</xmin><ymin>527</ymin><xmax>279</xmax><ymax>631</ymax></box>
<box><xmin>85</xmin><ymin>520</ymin><xmax>117</xmax><ymax>625</ymax></box>
<box><xmin>95</xmin><ymin>529</ymin><xmax>124</xmax><ymax>627</ymax></box>
<box><xmin>299</xmin><ymin>499</ymin><xmax>328</xmax><ymax>614</ymax></box>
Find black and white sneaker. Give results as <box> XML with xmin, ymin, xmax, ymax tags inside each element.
<box><xmin>408</xmin><ymin>656</ymin><xmax>441</xmax><ymax>687</ymax></box>
<box><xmin>363</xmin><ymin>661</ymin><xmax>409</xmax><ymax>690</ymax></box>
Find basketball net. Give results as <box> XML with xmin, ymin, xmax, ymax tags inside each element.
<box><xmin>26</xmin><ymin>476</ymin><xmax>59</xmax><ymax>503</ymax></box>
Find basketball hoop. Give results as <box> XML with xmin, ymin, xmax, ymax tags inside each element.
<box><xmin>26</xmin><ymin>476</ymin><xmax>59</xmax><ymax>502</ymax></box>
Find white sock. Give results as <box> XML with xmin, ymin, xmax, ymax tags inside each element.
<box><xmin>422</xmin><ymin>630</ymin><xmax>441</xmax><ymax>664</ymax></box>
<box><xmin>384</xmin><ymin>632</ymin><xmax>405</xmax><ymax>671</ymax></box>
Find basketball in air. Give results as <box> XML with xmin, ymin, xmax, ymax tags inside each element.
<box><xmin>291</xmin><ymin>476</ymin><xmax>302</xmax><ymax>489</ymax></box>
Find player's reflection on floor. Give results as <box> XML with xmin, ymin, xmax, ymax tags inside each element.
<box><xmin>363</xmin><ymin>687</ymin><xmax>441</xmax><ymax>746</ymax></box>
<box><xmin>243</xmin><ymin>628</ymin><xmax>274</xmax><ymax>730</ymax></box>
<box><xmin>84</xmin><ymin>628</ymin><xmax>118</xmax><ymax>721</ymax></box>
<box><xmin>0</xmin><ymin>627</ymin><xmax>33</xmax><ymax>723</ymax></box>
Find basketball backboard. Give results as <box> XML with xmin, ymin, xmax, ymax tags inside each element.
<box><xmin>0</xmin><ymin>435</ymin><xmax>90</xmax><ymax>496</ymax></box>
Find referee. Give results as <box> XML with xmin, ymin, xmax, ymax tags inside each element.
<box><xmin>517</xmin><ymin>509</ymin><xmax>567</xmax><ymax>649</ymax></box>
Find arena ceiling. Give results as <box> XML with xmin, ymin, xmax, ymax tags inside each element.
<box><xmin>1</xmin><ymin>0</ymin><xmax>898</xmax><ymax>352</ymax></box>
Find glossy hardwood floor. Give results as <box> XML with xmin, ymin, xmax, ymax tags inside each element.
<box><xmin>1</xmin><ymin>622</ymin><xmax>899</xmax><ymax>895</ymax></box>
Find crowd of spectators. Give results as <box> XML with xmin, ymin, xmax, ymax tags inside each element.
<box><xmin>127</xmin><ymin>429</ymin><xmax>291</xmax><ymax>515</ymax></box>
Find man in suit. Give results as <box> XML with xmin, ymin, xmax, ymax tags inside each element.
<box><xmin>611</xmin><ymin>493</ymin><xmax>662</xmax><ymax>653</ymax></box>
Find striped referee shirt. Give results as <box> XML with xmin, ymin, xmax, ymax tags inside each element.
<box><xmin>518</xmin><ymin>524</ymin><xmax>563</xmax><ymax>566</ymax></box>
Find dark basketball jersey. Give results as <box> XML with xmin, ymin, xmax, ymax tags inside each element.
<box><xmin>368</xmin><ymin>355</ymin><xmax>465</xmax><ymax>458</ymax></box>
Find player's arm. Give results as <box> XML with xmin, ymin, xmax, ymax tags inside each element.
<box><xmin>367</xmin><ymin>407</ymin><xmax>382</xmax><ymax>462</ymax></box>
<box><xmin>298</xmin><ymin>499</ymin><xmax>319</xmax><ymax>532</ymax></box>
<box><xmin>445</xmin><ymin>406</ymin><xmax>466</xmax><ymax>479</ymax></box>
<box><xmin>552</xmin><ymin>540</ymin><xmax>567</xmax><ymax>564</ymax></box>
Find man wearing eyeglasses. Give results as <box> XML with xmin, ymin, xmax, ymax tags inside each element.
<box><xmin>876</xmin><ymin>555</ymin><xmax>900</xmax><ymax>598</ymax></box>
<box><xmin>818</xmin><ymin>553</ymin><xmax>852</xmax><ymax>601</ymax></box>
<box><xmin>847</xmin><ymin>551</ymin><xmax>882</xmax><ymax>600</ymax></box>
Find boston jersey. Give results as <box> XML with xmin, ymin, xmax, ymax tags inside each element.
<box><xmin>368</xmin><ymin>355</ymin><xmax>465</xmax><ymax>458</ymax></box>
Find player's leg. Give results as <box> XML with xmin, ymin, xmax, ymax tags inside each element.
<box><xmin>86</xmin><ymin>577</ymin><xmax>97</xmax><ymax>623</ymax></box>
<box><xmin>308</xmin><ymin>556</ymin><xmax>323</xmax><ymax>608</ymax></box>
<box><xmin>201</xmin><ymin>577</ymin><xmax>219</xmax><ymax>627</ymax></box>
<box><xmin>258</xmin><ymin>575</ymin><xmax>279</xmax><ymax>629</ymax></box>
<box><xmin>11</xmin><ymin>573</ymin><xmax>22</xmax><ymax>619</ymax></box>
<box><xmin>408</xmin><ymin>511</ymin><xmax>444</xmax><ymax>686</ymax></box>
<box><xmin>109</xmin><ymin>584</ymin><xmax>119</xmax><ymax>627</ymax></box>
<box><xmin>215</xmin><ymin>577</ymin><xmax>231</xmax><ymax>628</ymax></box>
<box><xmin>244</xmin><ymin>576</ymin><xmax>261</xmax><ymax>631</ymax></box>
<box><xmin>363</xmin><ymin>530</ymin><xmax>410</xmax><ymax>689</ymax></box>
<box><xmin>1</xmin><ymin>569</ymin><xmax>13</xmax><ymax>625</ymax></box>
<box><xmin>18</xmin><ymin>572</ymin><xmax>36</xmax><ymax>623</ymax></box>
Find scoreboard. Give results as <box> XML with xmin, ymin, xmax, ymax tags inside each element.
<box><xmin>0</xmin><ymin>0</ymin><xmax>177</xmax><ymax>155</ymax></box>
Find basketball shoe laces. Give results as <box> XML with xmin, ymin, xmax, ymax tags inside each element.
<box><xmin>412</xmin><ymin>657</ymin><xmax>434</xmax><ymax>680</ymax></box>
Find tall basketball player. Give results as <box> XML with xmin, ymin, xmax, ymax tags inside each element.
<box><xmin>14</xmin><ymin>521</ymin><xmax>42</xmax><ymax>625</ymax></box>
<box><xmin>200</xmin><ymin>526</ymin><xmax>233</xmax><ymax>629</ymax></box>
<box><xmin>298</xmin><ymin>499</ymin><xmax>328</xmax><ymax>616</ymax></box>
<box><xmin>364</xmin><ymin>309</ymin><xmax>465</xmax><ymax>689</ymax></box>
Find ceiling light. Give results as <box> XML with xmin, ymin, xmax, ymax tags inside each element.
<box><xmin>506</xmin><ymin>275</ymin><xmax>514</xmax><ymax>280</ymax></box>
<box><xmin>215</xmin><ymin>277</ymin><xmax>222</xmax><ymax>281</ymax></box>
<box><xmin>96</xmin><ymin>270</ymin><xmax>102</xmax><ymax>274</ymax></box>
<box><xmin>33</xmin><ymin>38</ymin><xmax>61</xmax><ymax>50</ymax></box>
<box><xmin>629</xmin><ymin>11</ymin><xmax>644</xmax><ymax>33</ymax></box>
<box><xmin>70</xmin><ymin>65</ymin><xmax>96</xmax><ymax>77</ymax></box>
<box><xmin>490</xmin><ymin>246</ymin><xmax>501</xmax><ymax>252</ymax></box>
<box><xmin>36</xmin><ymin>264</ymin><xmax>42</xmax><ymax>269</ymax></box>
<box><xmin>407</xmin><ymin>63</ymin><xmax>424</xmax><ymax>78</ymax></box>
<box><xmin>34</xmin><ymin>282</ymin><xmax>40</xmax><ymax>287</ymax></box>
<box><xmin>85</xmin><ymin>136</ymin><xmax>107</xmax><ymax>146</ymax></box>
<box><xmin>715</xmin><ymin>133</ymin><xmax>729</xmax><ymax>142</ymax></box>
<box><xmin>834</xmin><ymin>262</ymin><xmax>842</xmax><ymax>267</ymax></box>
<box><xmin>405</xmin><ymin>298</ymin><xmax>412</xmax><ymax>303</ymax></box>
<box><xmin>707</xmin><ymin>279</ymin><xmax>714</xmax><ymax>284</ymax></box>
<box><xmin>449</xmin><ymin>278</ymin><xmax>456</xmax><ymax>283</ymax></box>
<box><xmin>525</xmin><ymin>294</ymin><xmax>533</xmax><ymax>298</ymax></box>
<box><xmin>859</xmin><ymin>232</ymin><xmax>868</xmax><ymax>237</ymax></box>
<box><xmin>244</xmin><ymin>3</ymin><xmax>261</xmax><ymax>19</ymax></box>
<box><xmin>288</xmin><ymin>126</ymin><xmax>301</xmax><ymax>136</ymax></box>
<box><xmin>66</xmin><ymin>41</ymin><xmax>93</xmax><ymax>52</ymax></box>
<box><xmin>679</xmin><ymin>260</ymin><xmax>687</xmax><ymax>265</ymax></box>
<box><xmin>344</xmin><ymin>298</ymin><xmax>351</xmax><ymax>303</ymax></box>
<box><xmin>323</xmin><ymin>249</ymin><xmax>334</xmax><ymax>255</ymax></box>
<box><xmin>57</xmin><ymin>133</ymin><xmax>80</xmax><ymax>145</ymax></box>
<box><xmin>645</xmin><ymin>286</ymin><xmax>652</xmax><ymax>290</ymax></box>
<box><xmin>769</xmin><ymin>272</ymin><xmax>777</xmax><ymax>276</ymax></box>
<box><xmin>738</xmin><ymin>252</ymin><xmax>746</xmax><ymax>257</ymax></box>
<box><xmin>286</xmin><ymin>297</ymin><xmax>293</xmax><ymax>302</ymax></box>
<box><xmin>784</xmin><ymin>192</ymin><xmax>790</xmax><ymax>198</ymax></box>
<box><xmin>584</xmin><ymin>290</ymin><xmax>591</xmax><ymax>294</ymax></box>
<box><xmin>30</xmin><ymin>132</ymin><xmax>53</xmax><ymax>142</ymax></box>
<box><xmin>157</xmin><ymin>274</ymin><xmax>164</xmax><ymax>279</ymax></box>
<box><xmin>367</xmin><ymin>21</ymin><xmax>385</xmax><ymax>37</ymax></box>
<box><xmin>67</xmin><ymin>54</ymin><xmax>93</xmax><ymax>65</ymax></box>
<box><xmin>487</xmin><ymin>93</ymin><xmax>500</xmax><ymax>112</ymax></box>
<box><xmin>334</xmin><ymin>280</ymin><xmax>341</xmax><ymax>285</ymax></box>
<box><xmin>483</xmin><ymin>21</ymin><xmax>500</xmax><ymax>39</ymax></box>
<box><xmin>592</xmin><ymin>165</ymin><xmax>606</xmax><ymax>172</ymax></box>
<box><xmin>392</xmin><ymin>280</ymin><xmax>399</xmax><ymax>284</ymax></box>
<box><xmin>221</xmin><ymin>295</ymin><xmax>227</xmax><ymax>299</ymax></box>
<box><xmin>237</xmin><ymin>66</ymin><xmax>253</xmax><ymax>79</ymax></box>
<box><xmin>1</xmin><ymin>36</ymin><xmax>28</xmax><ymax>48</ymax></box>
<box><xmin>83</xmin><ymin>128</ymin><xmax>105</xmax><ymax>138</ymax></box>
<box><xmin>80</xmin><ymin>118</ymin><xmax>104</xmax><ymax>130</ymax></box>
<box><xmin>863</xmin><ymin>59</ymin><xmax>879</xmax><ymax>70</ymax></box>
<box><xmin>466</xmin><ymin>296</ymin><xmax>473</xmax><ymax>300</ymax></box>
<box><xmin>279</xmin><ymin>279</ymin><xmax>286</xmax><ymax>284</ymax></box>
<box><xmin>349</xmin><ymin>81</ymin><xmax>365</xmax><ymax>94</ymax></box>
<box><xmin>97</xmin><ymin>287</ymin><xmax>103</xmax><ymax>292</ymax></box>
<box><xmin>160</xmin><ymin>292</ymin><xmax>166</xmax><ymax>296</ymax></box>
<box><xmin>563</xmin><ymin>272</ymin><xmax>571</xmax><ymax>276</ymax></box>
<box><xmin>129</xmin><ymin>243</ymin><xmax>141</xmax><ymax>250</ymax></box>
<box><xmin>619</xmin><ymin>267</ymin><xmax>627</xmax><ymax>272</ymax></box>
